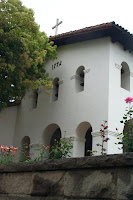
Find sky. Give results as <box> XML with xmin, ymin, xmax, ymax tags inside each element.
<box><xmin>21</xmin><ymin>0</ymin><xmax>133</xmax><ymax>37</ymax></box>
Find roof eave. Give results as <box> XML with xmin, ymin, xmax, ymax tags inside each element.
<box><xmin>50</xmin><ymin>22</ymin><xmax>133</xmax><ymax>52</ymax></box>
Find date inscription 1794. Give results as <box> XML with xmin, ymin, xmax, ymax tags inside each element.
<box><xmin>52</xmin><ymin>61</ymin><xmax>62</xmax><ymax>70</ymax></box>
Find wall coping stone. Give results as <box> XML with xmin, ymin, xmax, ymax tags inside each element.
<box><xmin>0</xmin><ymin>153</ymin><xmax>133</xmax><ymax>173</ymax></box>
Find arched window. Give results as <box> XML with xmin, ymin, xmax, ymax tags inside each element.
<box><xmin>76</xmin><ymin>121</ymin><xmax>92</xmax><ymax>157</ymax></box>
<box><xmin>75</xmin><ymin>66</ymin><xmax>85</xmax><ymax>92</ymax></box>
<box><xmin>85</xmin><ymin>127</ymin><xmax>92</xmax><ymax>156</ymax></box>
<box><xmin>42</xmin><ymin>124</ymin><xmax>62</xmax><ymax>158</ymax></box>
<box><xmin>33</xmin><ymin>90</ymin><xmax>38</xmax><ymax>109</ymax></box>
<box><xmin>51</xmin><ymin>78</ymin><xmax>59</xmax><ymax>101</ymax></box>
<box><xmin>20</xmin><ymin>136</ymin><xmax>30</xmax><ymax>161</ymax></box>
<box><xmin>49</xmin><ymin>128</ymin><xmax>61</xmax><ymax>158</ymax></box>
<box><xmin>50</xmin><ymin>128</ymin><xmax>61</xmax><ymax>148</ymax></box>
<box><xmin>42</xmin><ymin>123</ymin><xmax>61</xmax><ymax>147</ymax></box>
<box><xmin>121</xmin><ymin>62</ymin><xmax>130</xmax><ymax>91</ymax></box>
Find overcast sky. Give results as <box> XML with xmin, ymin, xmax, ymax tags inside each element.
<box><xmin>21</xmin><ymin>0</ymin><xmax>133</xmax><ymax>37</ymax></box>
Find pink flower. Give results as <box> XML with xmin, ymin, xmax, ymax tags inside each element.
<box><xmin>2</xmin><ymin>146</ymin><xmax>9</xmax><ymax>153</ymax></box>
<box><xmin>45</xmin><ymin>146</ymin><xmax>50</xmax><ymax>150</ymax></box>
<box><xmin>10</xmin><ymin>146</ymin><xmax>18</xmax><ymax>151</ymax></box>
<box><xmin>28</xmin><ymin>155</ymin><xmax>31</xmax><ymax>159</ymax></box>
<box><xmin>125</xmin><ymin>97</ymin><xmax>133</xmax><ymax>103</ymax></box>
<box><xmin>10</xmin><ymin>150</ymin><xmax>16</xmax><ymax>155</ymax></box>
<box><xmin>104</xmin><ymin>126</ymin><xmax>108</xmax><ymax>130</ymax></box>
<box><xmin>101</xmin><ymin>134</ymin><xmax>105</xmax><ymax>138</ymax></box>
<box><xmin>101</xmin><ymin>124</ymin><xmax>104</xmax><ymax>127</ymax></box>
<box><xmin>0</xmin><ymin>145</ymin><xmax>4</xmax><ymax>150</ymax></box>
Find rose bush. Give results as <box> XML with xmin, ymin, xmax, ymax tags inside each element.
<box><xmin>0</xmin><ymin>145</ymin><xmax>18</xmax><ymax>164</ymax></box>
<box><xmin>116</xmin><ymin>97</ymin><xmax>133</xmax><ymax>152</ymax></box>
<box><xmin>96</xmin><ymin>120</ymin><xmax>109</xmax><ymax>155</ymax></box>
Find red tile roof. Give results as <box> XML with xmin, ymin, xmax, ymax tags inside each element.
<box><xmin>50</xmin><ymin>22</ymin><xmax>133</xmax><ymax>52</ymax></box>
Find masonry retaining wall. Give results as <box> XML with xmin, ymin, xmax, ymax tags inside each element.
<box><xmin>0</xmin><ymin>153</ymin><xmax>133</xmax><ymax>200</ymax></box>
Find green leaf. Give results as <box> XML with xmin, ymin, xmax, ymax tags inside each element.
<box><xmin>0</xmin><ymin>0</ymin><xmax>57</xmax><ymax>111</ymax></box>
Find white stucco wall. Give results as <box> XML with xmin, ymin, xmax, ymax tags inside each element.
<box><xmin>0</xmin><ymin>106</ymin><xmax>18</xmax><ymax>146</ymax></box>
<box><xmin>108</xmin><ymin>41</ymin><xmax>133</xmax><ymax>154</ymax></box>
<box><xmin>1</xmin><ymin>36</ymin><xmax>133</xmax><ymax>157</ymax></box>
<box><xmin>13</xmin><ymin>37</ymin><xmax>110</xmax><ymax>157</ymax></box>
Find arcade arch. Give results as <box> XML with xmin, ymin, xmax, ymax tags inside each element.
<box><xmin>42</xmin><ymin>123</ymin><xmax>61</xmax><ymax>147</ymax></box>
<box><xmin>76</xmin><ymin>121</ymin><xmax>92</xmax><ymax>156</ymax></box>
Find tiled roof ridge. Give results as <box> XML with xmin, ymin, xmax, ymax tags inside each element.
<box><xmin>50</xmin><ymin>21</ymin><xmax>133</xmax><ymax>40</ymax></box>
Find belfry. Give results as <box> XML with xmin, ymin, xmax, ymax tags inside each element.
<box><xmin>1</xmin><ymin>22</ymin><xmax>133</xmax><ymax>157</ymax></box>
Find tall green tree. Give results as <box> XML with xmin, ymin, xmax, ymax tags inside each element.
<box><xmin>0</xmin><ymin>0</ymin><xmax>57</xmax><ymax>111</ymax></box>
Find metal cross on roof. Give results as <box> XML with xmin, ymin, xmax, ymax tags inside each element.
<box><xmin>52</xmin><ymin>18</ymin><xmax>63</xmax><ymax>36</ymax></box>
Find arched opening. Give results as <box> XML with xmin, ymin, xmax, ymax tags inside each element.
<box><xmin>32</xmin><ymin>90</ymin><xmax>38</xmax><ymax>109</ymax></box>
<box><xmin>20</xmin><ymin>136</ymin><xmax>30</xmax><ymax>161</ymax></box>
<box><xmin>42</xmin><ymin>123</ymin><xmax>61</xmax><ymax>147</ymax></box>
<box><xmin>123</xmin><ymin>119</ymin><xmax>133</xmax><ymax>152</ymax></box>
<box><xmin>76</xmin><ymin>121</ymin><xmax>92</xmax><ymax>156</ymax></box>
<box><xmin>121</xmin><ymin>62</ymin><xmax>130</xmax><ymax>91</ymax></box>
<box><xmin>50</xmin><ymin>128</ymin><xmax>61</xmax><ymax>147</ymax></box>
<box><xmin>75</xmin><ymin>66</ymin><xmax>85</xmax><ymax>92</ymax></box>
<box><xmin>51</xmin><ymin>78</ymin><xmax>59</xmax><ymax>101</ymax></box>
<box><xmin>85</xmin><ymin>127</ymin><xmax>92</xmax><ymax>156</ymax></box>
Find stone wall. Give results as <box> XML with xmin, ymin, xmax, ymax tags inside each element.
<box><xmin>0</xmin><ymin>153</ymin><xmax>133</xmax><ymax>200</ymax></box>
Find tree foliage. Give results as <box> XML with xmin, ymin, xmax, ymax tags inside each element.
<box><xmin>0</xmin><ymin>0</ymin><xmax>57</xmax><ymax>111</ymax></box>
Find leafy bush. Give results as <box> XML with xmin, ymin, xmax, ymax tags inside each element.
<box><xmin>116</xmin><ymin>97</ymin><xmax>133</xmax><ymax>152</ymax></box>
<box><xmin>48</xmin><ymin>138</ymin><xmax>73</xmax><ymax>159</ymax></box>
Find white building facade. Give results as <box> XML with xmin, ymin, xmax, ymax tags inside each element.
<box><xmin>1</xmin><ymin>22</ymin><xmax>133</xmax><ymax>157</ymax></box>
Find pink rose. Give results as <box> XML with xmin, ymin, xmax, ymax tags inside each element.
<box><xmin>125</xmin><ymin>97</ymin><xmax>133</xmax><ymax>103</ymax></box>
<box><xmin>45</xmin><ymin>146</ymin><xmax>50</xmax><ymax>150</ymax></box>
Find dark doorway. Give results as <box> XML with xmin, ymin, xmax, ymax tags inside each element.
<box><xmin>20</xmin><ymin>136</ymin><xmax>30</xmax><ymax>161</ymax></box>
<box><xmin>85</xmin><ymin>127</ymin><xmax>92</xmax><ymax>156</ymax></box>
<box><xmin>50</xmin><ymin>128</ymin><xmax>61</xmax><ymax>147</ymax></box>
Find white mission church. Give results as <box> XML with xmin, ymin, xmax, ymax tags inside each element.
<box><xmin>1</xmin><ymin>22</ymin><xmax>133</xmax><ymax>157</ymax></box>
